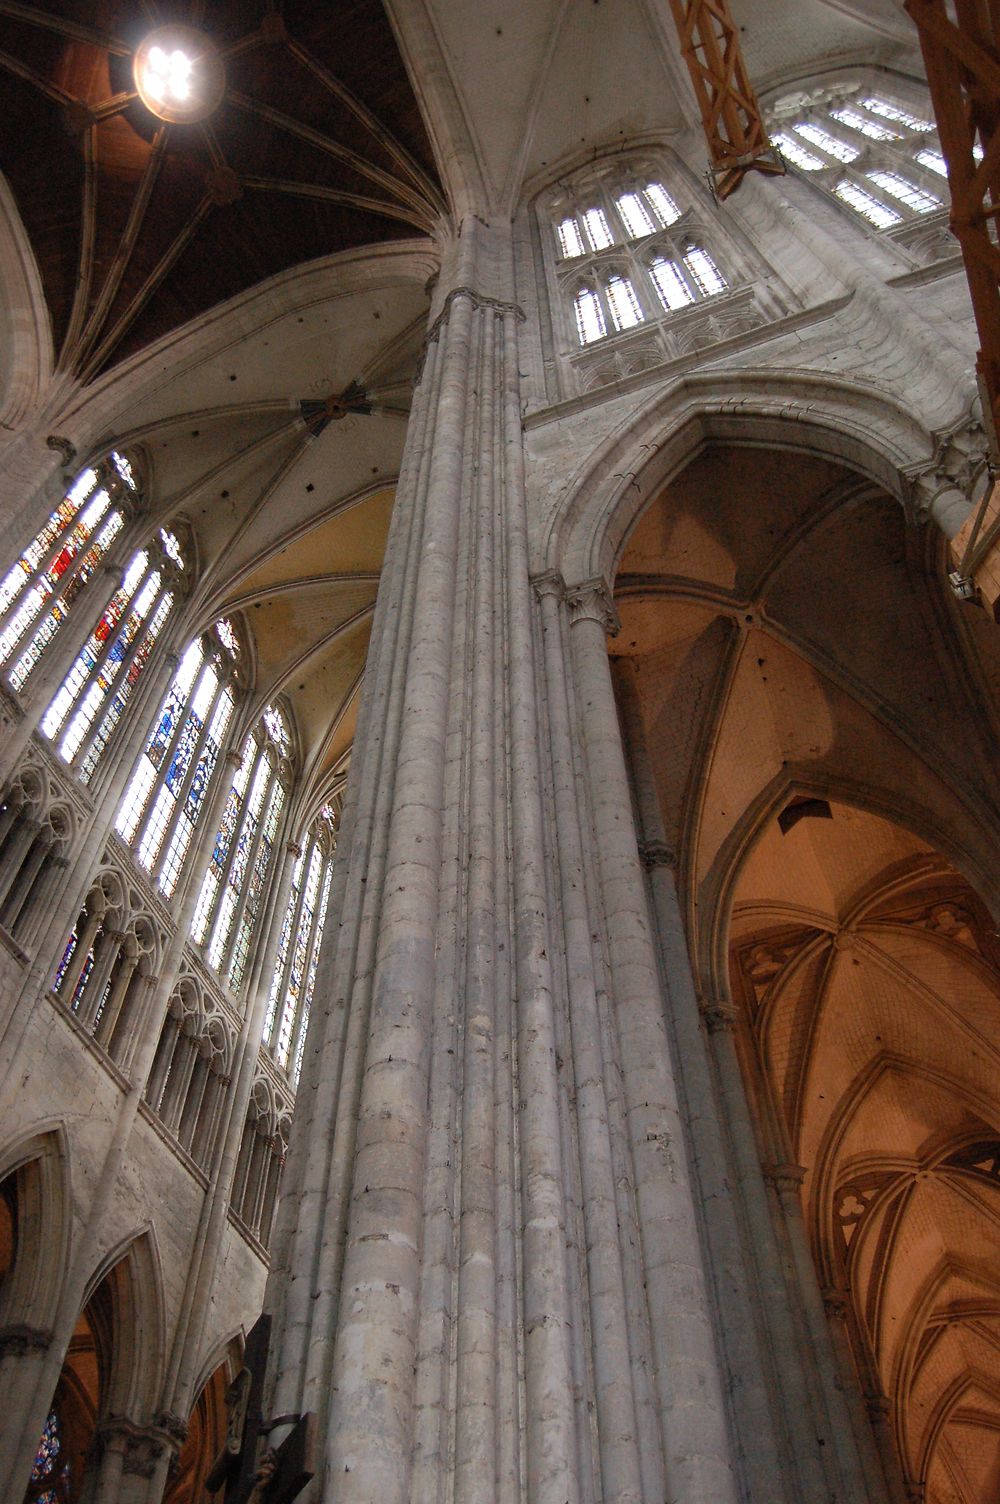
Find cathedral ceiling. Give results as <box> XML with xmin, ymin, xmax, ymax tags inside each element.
<box><xmin>392</xmin><ymin>0</ymin><xmax>918</xmax><ymax>213</ymax></box>
<box><xmin>614</xmin><ymin>444</ymin><xmax>1000</xmax><ymax>915</ymax></box>
<box><xmin>108</xmin><ymin>263</ymin><xmax>429</xmax><ymax>817</ymax></box>
<box><xmin>0</xmin><ymin>0</ymin><xmax>443</xmax><ymax>379</ymax></box>
<box><xmin>618</xmin><ymin>443</ymin><xmax>1000</xmax><ymax>1503</ymax></box>
<box><xmin>730</xmin><ymin>808</ymin><xmax>1000</xmax><ymax>1504</ymax></box>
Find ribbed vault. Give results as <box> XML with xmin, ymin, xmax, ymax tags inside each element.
<box><xmin>614</xmin><ymin>441</ymin><xmax>1000</xmax><ymax>1503</ymax></box>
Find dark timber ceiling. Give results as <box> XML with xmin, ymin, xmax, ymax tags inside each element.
<box><xmin>0</xmin><ymin>1</ymin><xmax>444</xmax><ymax>380</ymax></box>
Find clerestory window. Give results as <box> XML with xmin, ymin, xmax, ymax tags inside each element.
<box><xmin>557</xmin><ymin>176</ymin><xmax>728</xmax><ymax>348</ymax></box>
<box><xmin>769</xmin><ymin>86</ymin><xmax>946</xmax><ymax>232</ymax></box>
<box><xmin>0</xmin><ymin>452</ymin><xmax>138</xmax><ymax>695</ymax></box>
<box><xmin>262</xmin><ymin>802</ymin><xmax>337</xmax><ymax>1086</ymax></box>
<box><xmin>39</xmin><ymin>527</ymin><xmax>183</xmax><ymax>781</ymax></box>
<box><xmin>115</xmin><ymin>619</ymin><xmax>240</xmax><ymax>899</ymax></box>
<box><xmin>190</xmin><ymin>699</ymin><xmax>291</xmax><ymax>994</ymax></box>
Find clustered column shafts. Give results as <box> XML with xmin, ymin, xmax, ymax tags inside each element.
<box><xmin>264</xmin><ymin>223</ymin><xmax>747</xmax><ymax>1502</ymax></box>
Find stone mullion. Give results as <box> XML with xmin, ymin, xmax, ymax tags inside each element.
<box><xmin>610</xmin><ymin>654</ymin><xmax>795</xmax><ymax>1501</ymax></box>
<box><xmin>53</xmin><ymin>904</ymin><xmax>103</xmax><ymax>1007</ymax></box>
<box><xmin>75</xmin><ymin>927</ymin><xmax>124</xmax><ymax>1031</ymax></box>
<box><xmin>161</xmin><ymin>1033</ymin><xmax>198</xmax><ymax>1135</ymax></box>
<box><xmin>453</xmin><ymin>304</ymin><xmax>500</xmax><ymax>1504</ymax></box>
<box><xmin>566</xmin><ymin>584</ymin><xmax>739</xmax><ymax>1503</ymax></box>
<box><xmin>93</xmin><ymin>948</ymin><xmax>139</xmax><ymax>1050</ymax></box>
<box><xmin>0</xmin><ymin>816</ymin><xmax>40</xmax><ymax>904</ymax></box>
<box><xmin>16</xmin><ymin>853</ymin><xmax>69</xmax><ymax>955</ymax></box>
<box><xmin>1</xmin><ymin>832</ymin><xmax>50</xmax><ymax>932</ymax></box>
<box><xmin>265</xmin><ymin>318</ymin><xmax>443</xmax><ymax>1443</ymax></box>
<box><xmin>534</xmin><ymin>575</ymin><xmax>649</xmax><ymax>1504</ymax></box>
<box><xmin>321</xmin><ymin>285</ymin><xmax>476</xmax><ymax>1504</ymax></box>
<box><xmin>500</xmin><ymin>306</ymin><xmax>580</xmax><ymax>1504</ymax></box>
<box><xmin>144</xmin><ymin>1015</ymin><xmax>181</xmax><ymax>1115</ymax></box>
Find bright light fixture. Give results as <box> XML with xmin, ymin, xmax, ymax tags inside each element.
<box><xmin>133</xmin><ymin>26</ymin><xmax>225</xmax><ymax>124</ymax></box>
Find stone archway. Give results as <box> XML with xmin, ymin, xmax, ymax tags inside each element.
<box><xmin>603</xmin><ymin>433</ymin><xmax>1000</xmax><ymax>1504</ymax></box>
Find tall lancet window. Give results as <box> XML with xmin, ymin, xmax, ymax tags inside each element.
<box><xmin>191</xmin><ymin>701</ymin><xmax>291</xmax><ymax>994</ymax></box>
<box><xmin>39</xmin><ymin>527</ymin><xmax>184</xmax><ymax>780</ymax></box>
<box><xmin>263</xmin><ymin>803</ymin><xmax>337</xmax><ymax>1086</ymax></box>
<box><xmin>115</xmin><ymin>619</ymin><xmax>240</xmax><ymax>898</ymax></box>
<box><xmin>0</xmin><ymin>452</ymin><xmax>138</xmax><ymax>694</ymax></box>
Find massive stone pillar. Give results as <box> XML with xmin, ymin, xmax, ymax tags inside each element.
<box><xmin>263</xmin><ymin>222</ymin><xmax>740</xmax><ymax>1502</ymax></box>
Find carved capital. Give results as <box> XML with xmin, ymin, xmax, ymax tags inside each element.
<box><xmin>565</xmin><ymin>577</ymin><xmax>621</xmax><ymax>636</ymax></box>
<box><xmin>98</xmin><ymin>1416</ymin><xmax>170</xmax><ymax>1477</ymax></box>
<box><xmin>0</xmin><ymin>1322</ymin><xmax>52</xmax><ymax>1356</ymax></box>
<box><xmin>224</xmin><ymin>750</ymin><xmax>244</xmax><ymax>770</ymax></box>
<box><xmin>638</xmin><ymin>839</ymin><xmax>676</xmax><ymax>870</ymax></box>
<box><xmin>762</xmin><ymin>1161</ymin><xmax>807</xmax><ymax>1194</ymax></box>
<box><xmin>699</xmin><ymin>997</ymin><xmax>739</xmax><ymax>1034</ymax></box>
<box><xmin>904</xmin><ymin>1485</ymin><xmax>925</xmax><ymax>1504</ymax></box>
<box><xmin>530</xmin><ymin>569</ymin><xmax>565</xmax><ymax>603</ymax></box>
<box><xmin>285</xmin><ymin>839</ymin><xmax>303</xmax><ymax>860</ymax></box>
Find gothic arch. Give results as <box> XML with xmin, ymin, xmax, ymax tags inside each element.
<box><xmin>80</xmin><ymin>1226</ymin><xmax>165</xmax><ymax>1422</ymax></box>
<box><xmin>0</xmin><ymin>1125</ymin><xmax>70</xmax><ymax>1337</ymax></box>
<box><xmin>543</xmin><ymin>367</ymin><xmax>977</xmax><ymax>585</ymax></box>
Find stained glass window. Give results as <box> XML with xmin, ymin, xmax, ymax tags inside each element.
<box><xmin>0</xmin><ymin>452</ymin><xmax>138</xmax><ymax>696</ymax></box>
<box><xmin>39</xmin><ymin>527</ymin><xmax>181</xmax><ymax>779</ymax></box>
<box><xmin>191</xmin><ymin>702</ymin><xmax>291</xmax><ymax>993</ymax></box>
<box><xmin>115</xmin><ymin>622</ymin><xmax>238</xmax><ymax>897</ymax></box>
<box><xmin>28</xmin><ymin>1407</ymin><xmax>71</xmax><ymax>1503</ymax></box>
<box><xmin>555</xmin><ymin>170</ymin><xmax>728</xmax><ymax>349</ymax></box>
<box><xmin>264</xmin><ymin>805</ymin><xmax>336</xmax><ymax>1087</ymax></box>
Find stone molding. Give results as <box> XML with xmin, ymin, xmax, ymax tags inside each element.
<box><xmin>530</xmin><ymin>568</ymin><xmax>566</xmax><ymax>603</ymax></box>
<box><xmin>98</xmin><ymin>1414</ymin><xmax>177</xmax><ymax>1477</ymax></box>
<box><xmin>761</xmin><ymin>1161</ymin><xmax>807</xmax><ymax>1194</ymax></box>
<box><xmin>638</xmin><ymin>840</ymin><xmax>676</xmax><ymax>870</ymax></box>
<box><xmin>565</xmin><ymin>576</ymin><xmax>621</xmax><ymax>636</ymax></box>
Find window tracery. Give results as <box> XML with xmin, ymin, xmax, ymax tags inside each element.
<box><xmin>115</xmin><ymin>620</ymin><xmax>240</xmax><ymax>900</ymax></box>
<box><xmin>552</xmin><ymin>170</ymin><xmax>728</xmax><ymax>350</ymax></box>
<box><xmin>769</xmin><ymin>83</ymin><xmax>947</xmax><ymax>235</ymax></box>
<box><xmin>0</xmin><ymin>453</ymin><xmax>139</xmax><ymax>697</ymax></box>
<box><xmin>263</xmin><ymin>802</ymin><xmax>337</xmax><ymax>1086</ymax></box>
<box><xmin>190</xmin><ymin>700</ymin><xmax>291</xmax><ymax>994</ymax></box>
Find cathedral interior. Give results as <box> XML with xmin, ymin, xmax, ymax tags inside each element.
<box><xmin>1</xmin><ymin>1</ymin><xmax>1000</xmax><ymax>1501</ymax></box>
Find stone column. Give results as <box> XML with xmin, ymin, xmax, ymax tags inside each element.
<box><xmin>265</xmin><ymin>225</ymin><xmax>578</xmax><ymax>1504</ymax></box>
<box><xmin>565</xmin><ymin>576</ymin><xmax>739</xmax><ymax>1504</ymax></box>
